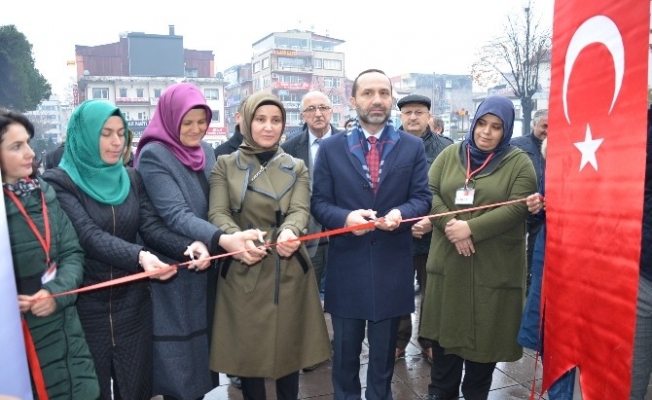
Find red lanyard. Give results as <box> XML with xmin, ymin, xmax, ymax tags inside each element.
<box><xmin>22</xmin><ymin>317</ymin><xmax>50</xmax><ymax>400</ymax></box>
<box><xmin>465</xmin><ymin>146</ymin><xmax>494</xmax><ymax>187</ymax></box>
<box><xmin>3</xmin><ymin>184</ymin><xmax>51</xmax><ymax>264</ymax></box>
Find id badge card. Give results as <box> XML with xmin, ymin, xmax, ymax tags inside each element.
<box><xmin>41</xmin><ymin>261</ymin><xmax>57</xmax><ymax>284</ymax></box>
<box><xmin>455</xmin><ymin>187</ymin><xmax>475</xmax><ymax>205</ymax></box>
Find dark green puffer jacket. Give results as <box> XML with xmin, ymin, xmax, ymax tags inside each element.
<box><xmin>5</xmin><ymin>179</ymin><xmax>99</xmax><ymax>400</ymax></box>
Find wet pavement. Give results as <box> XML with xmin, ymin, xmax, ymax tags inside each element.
<box><xmin>157</xmin><ymin>294</ymin><xmax>652</xmax><ymax>400</ymax></box>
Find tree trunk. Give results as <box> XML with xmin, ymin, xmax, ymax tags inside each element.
<box><xmin>521</xmin><ymin>96</ymin><xmax>534</xmax><ymax>136</ymax></box>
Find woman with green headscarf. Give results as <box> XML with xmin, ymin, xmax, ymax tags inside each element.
<box><xmin>42</xmin><ymin>100</ymin><xmax>212</xmax><ymax>400</ymax></box>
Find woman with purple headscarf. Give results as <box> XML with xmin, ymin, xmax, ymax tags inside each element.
<box><xmin>420</xmin><ymin>96</ymin><xmax>538</xmax><ymax>400</ymax></box>
<box><xmin>136</xmin><ymin>83</ymin><xmax>265</xmax><ymax>400</ymax></box>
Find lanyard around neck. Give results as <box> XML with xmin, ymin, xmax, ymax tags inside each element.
<box><xmin>465</xmin><ymin>146</ymin><xmax>494</xmax><ymax>187</ymax></box>
<box><xmin>4</xmin><ymin>186</ymin><xmax>51</xmax><ymax>264</ymax></box>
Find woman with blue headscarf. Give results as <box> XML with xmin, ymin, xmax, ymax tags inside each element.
<box><xmin>42</xmin><ymin>100</ymin><xmax>211</xmax><ymax>400</ymax></box>
<box><xmin>420</xmin><ymin>96</ymin><xmax>538</xmax><ymax>400</ymax></box>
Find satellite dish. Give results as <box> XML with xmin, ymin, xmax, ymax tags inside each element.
<box><xmin>83</xmin><ymin>70</ymin><xmax>90</xmax><ymax>76</ymax></box>
<box><xmin>216</xmin><ymin>72</ymin><xmax>224</xmax><ymax>79</ymax></box>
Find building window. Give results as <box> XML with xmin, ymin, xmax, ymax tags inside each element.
<box><xmin>328</xmin><ymin>94</ymin><xmax>342</xmax><ymax>105</ymax></box>
<box><xmin>263</xmin><ymin>76</ymin><xmax>270</xmax><ymax>88</ymax></box>
<box><xmin>262</xmin><ymin>58</ymin><xmax>269</xmax><ymax>69</ymax></box>
<box><xmin>211</xmin><ymin>110</ymin><xmax>220</xmax><ymax>122</ymax></box>
<box><xmin>331</xmin><ymin>113</ymin><xmax>341</xmax><ymax>125</ymax></box>
<box><xmin>323</xmin><ymin>78</ymin><xmax>341</xmax><ymax>88</ymax></box>
<box><xmin>137</xmin><ymin>112</ymin><xmax>147</xmax><ymax>120</ymax></box>
<box><xmin>119</xmin><ymin>88</ymin><xmax>127</xmax><ymax>97</ymax></box>
<box><xmin>279</xmin><ymin>75</ymin><xmax>305</xmax><ymax>84</ymax></box>
<box><xmin>275</xmin><ymin>37</ymin><xmax>308</xmax><ymax>50</ymax></box>
<box><xmin>154</xmin><ymin>89</ymin><xmax>162</xmax><ymax>98</ymax></box>
<box><xmin>277</xmin><ymin>57</ymin><xmax>308</xmax><ymax>69</ymax></box>
<box><xmin>286</xmin><ymin>112</ymin><xmax>302</xmax><ymax>125</ymax></box>
<box><xmin>253</xmin><ymin>62</ymin><xmax>261</xmax><ymax>73</ymax></box>
<box><xmin>314</xmin><ymin>58</ymin><xmax>323</xmax><ymax>69</ymax></box>
<box><xmin>205</xmin><ymin>89</ymin><xmax>220</xmax><ymax>100</ymax></box>
<box><xmin>185</xmin><ymin>68</ymin><xmax>198</xmax><ymax>77</ymax></box>
<box><xmin>123</xmin><ymin>112</ymin><xmax>130</xmax><ymax>120</ymax></box>
<box><xmin>92</xmin><ymin>88</ymin><xmax>109</xmax><ymax>99</ymax></box>
<box><xmin>323</xmin><ymin>59</ymin><xmax>342</xmax><ymax>71</ymax></box>
<box><xmin>136</xmin><ymin>88</ymin><xmax>144</xmax><ymax>97</ymax></box>
<box><xmin>277</xmin><ymin>93</ymin><xmax>302</xmax><ymax>102</ymax></box>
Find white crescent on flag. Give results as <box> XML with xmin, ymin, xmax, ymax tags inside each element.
<box><xmin>562</xmin><ymin>15</ymin><xmax>625</xmax><ymax>123</ymax></box>
<box><xmin>562</xmin><ymin>15</ymin><xmax>624</xmax><ymax>171</ymax></box>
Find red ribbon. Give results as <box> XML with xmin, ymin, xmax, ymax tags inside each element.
<box><xmin>40</xmin><ymin>197</ymin><xmax>528</xmax><ymax>300</ymax></box>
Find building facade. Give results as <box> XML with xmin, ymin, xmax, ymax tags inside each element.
<box><xmin>77</xmin><ymin>76</ymin><xmax>226</xmax><ymax>144</ymax></box>
<box><xmin>250</xmin><ymin>30</ymin><xmax>347</xmax><ymax>132</ymax></box>
<box><xmin>73</xmin><ymin>26</ymin><xmax>227</xmax><ymax>145</ymax></box>
<box><xmin>391</xmin><ymin>73</ymin><xmax>474</xmax><ymax>139</ymax></box>
<box><xmin>25</xmin><ymin>95</ymin><xmax>72</xmax><ymax>144</ymax></box>
<box><xmin>223</xmin><ymin>63</ymin><xmax>253</xmax><ymax>134</ymax></box>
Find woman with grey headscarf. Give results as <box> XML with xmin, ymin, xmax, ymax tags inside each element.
<box><xmin>208</xmin><ymin>92</ymin><xmax>330</xmax><ymax>400</ymax></box>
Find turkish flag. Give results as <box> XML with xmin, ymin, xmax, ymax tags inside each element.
<box><xmin>545</xmin><ymin>1</ymin><xmax>649</xmax><ymax>398</ymax></box>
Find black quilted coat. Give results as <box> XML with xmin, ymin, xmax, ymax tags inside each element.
<box><xmin>42</xmin><ymin>167</ymin><xmax>194</xmax><ymax>400</ymax></box>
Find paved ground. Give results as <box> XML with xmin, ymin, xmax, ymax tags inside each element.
<box><xmin>156</xmin><ymin>294</ymin><xmax>652</xmax><ymax>399</ymax></box>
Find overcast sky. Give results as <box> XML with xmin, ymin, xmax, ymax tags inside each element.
<box><xmin>2</xmin><ymin>0</ymin><xmax>554</xmax><ymax>97</ymax></box>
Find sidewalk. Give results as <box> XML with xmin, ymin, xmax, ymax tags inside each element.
<box><xmin>191</xmin><ymin>294</ymin><xmax>651</xmax><ymax>400</ymax></box>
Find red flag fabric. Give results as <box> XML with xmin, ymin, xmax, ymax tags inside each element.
<box><xmin>545</xmin><ymin>1</ymin><xmax>649</xmax><ymax>398</ymax></box>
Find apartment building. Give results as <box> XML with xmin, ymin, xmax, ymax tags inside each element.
<box><xmin>391</xmin><ymin>73</ymin><xmax>474</xmax><ymax>138</ymax></box>
<box><xmin>77</xmin><ymin>76</ymin><xmax>226</xmax><ymax>144</ymax></box>
<box><xmin>25</xmin><ymin>95</ymin><xmax>72</xmax><ymax>144</ymax></box>
<box><xmin>250</xmin><ymin>30</ymin><xmax>347</xmax><ymax>132</ymax></box>
<box><xmin>73</xmin><ymin>26</ymin><xmax>227</xmax><ymax>144</ymax></box>
<box><xmin>223</xmin><ymin>64</ymin><xmax>253</xmax><ymax>134</ymax></box>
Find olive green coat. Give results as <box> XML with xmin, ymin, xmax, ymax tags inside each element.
<box><xmin>207</xmin><ymin>149</ymin><xmax>331</xmax><ymax>379</ymax></box>
<box><xmin>5</xmin><ymin>180</ymin><xmax>99</xmax><ymax>399</ymax></box>
<box><xmin>420</xmin><ymin>144</ymin><xmax>537</xmax><ymax>363</ymax></box>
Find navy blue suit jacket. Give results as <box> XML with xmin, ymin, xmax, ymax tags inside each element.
<box><xmin>311</xmin><ymin>126</ymin><xmax>432</xmax><ymax>321</ymax></box>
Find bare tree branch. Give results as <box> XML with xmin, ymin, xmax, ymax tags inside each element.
<box><xmin>472</xmin><ymin>0</ymin><xmax>551</xmax><ymax>135</ymax></box>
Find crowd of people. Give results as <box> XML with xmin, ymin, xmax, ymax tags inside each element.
<box><xmin>1</xmin><ymin>68</ymin><xmax>650</xmax><ymax>400</ymax></box>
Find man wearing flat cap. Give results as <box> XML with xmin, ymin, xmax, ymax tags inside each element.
<box><xmin>395</xmin><ymin>94</ymin><xmax>453</xmax><ymax>363</ymax></box>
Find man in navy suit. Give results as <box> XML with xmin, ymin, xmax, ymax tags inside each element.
<box><xmin>311</xmin><ymin>69</ymin><xmax>432</xmax><ymax>400</ymax></box>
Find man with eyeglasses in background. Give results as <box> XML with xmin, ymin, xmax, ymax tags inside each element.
<box><xmin>395</xmin><ymin>94</ymin><xmax>453</xmax><ymax>364</ymax></box>
<box><xmin>281</xmin><ymin>91</ymin><xmax>344</xmax><ymax>371</ymax></box>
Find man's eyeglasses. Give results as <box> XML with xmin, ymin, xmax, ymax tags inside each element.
<box><xmin>303</xmin><ymin>105</ymin><xmax>332</xmax><ymax>114</ymax></box>
<box><xmin>401</xmin><ymin>110</ymin><xmax>428</xmax><ymax>117</ymax></box>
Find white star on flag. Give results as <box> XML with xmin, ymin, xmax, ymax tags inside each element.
<box><xmin>574</xmin><ymin>124</ymin><xmax>604</xmax><ymax>171</ymax></box>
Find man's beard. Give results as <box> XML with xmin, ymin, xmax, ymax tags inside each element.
<box><xmin>357</xmin><ymin>106</ymin><xmax>390</xmax><ymax>125</ymax></box>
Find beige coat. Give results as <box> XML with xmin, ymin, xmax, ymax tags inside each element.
<box><xmin>208</xmin><ymin>149</ymin><xmax>331</xmax><ymax>379</ymax></box>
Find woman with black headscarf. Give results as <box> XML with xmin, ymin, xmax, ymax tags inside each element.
<box><xmin>420</xmin><ymin>96</ymin><xmax>538</xmax><ymax>400</ymax></box>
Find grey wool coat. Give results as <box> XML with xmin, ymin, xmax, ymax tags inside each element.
<box><xmin>207</xmin><ymin>148</ymin><xmax>331</xmax><ymax>379</ymax></box>
<box><xmin>420</xmin><ymin>143</ymin><xmax>537</xmax><ymax>363</ymax></box>
<box><xmin>136</xmin><ymin>141</ymin><xmax>218</xmax><ymax>399</ymax></box>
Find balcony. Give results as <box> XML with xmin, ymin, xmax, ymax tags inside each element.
<box><xmin>282</xmin><ymin>101</ymin><xmax>301</xmax><ymax>110</ymax></box>
<box><xmin>271</xmin><ymin>63</ymin><xmax>312</xmax><ymax>73</ymax></box>
<box><xmin>115</xmin><ymin>97</ymin><xmax>151</xmax><ymax>105</ymax></box>
<box><xmin>274</xmin><ymin>82</ymin><xmax>311</xmax><ymax>91</ymax></box>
